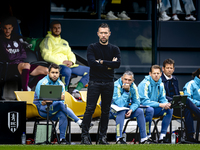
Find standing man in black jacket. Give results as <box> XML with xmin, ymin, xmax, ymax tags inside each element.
<box><xmin>81</xmin><ymin>23</ymin><xmax>121</xmax><ymax>145</ymax></box>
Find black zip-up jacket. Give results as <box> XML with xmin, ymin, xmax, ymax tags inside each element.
<box><xmin>161</xmin><ymin>73</ymin><xmax>180</xmax><ymax>102</ymax></box>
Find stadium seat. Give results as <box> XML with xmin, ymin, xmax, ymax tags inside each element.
<box><xmin>14</xmin><ymin>91</ymin><xmax>41</xmax><ymax>118</ymax></box>
<box><xmin>122</xmin><ymin>118</ymin><xmax>139</xmax><ymax>142</ymax></box>
<box><xmin>14</xmin><ymin>91</ymin><xmax>60</xmax><ymax>144</ymax></box>
<box><xmin>64</xmin><ymin>91</ymin><xmax>101</xmax><ymax>143</ymax></box>
<box><xmin>79</xmin><ymin>91</ymin><xmax>101</xmax><ymax>118</ymax></box>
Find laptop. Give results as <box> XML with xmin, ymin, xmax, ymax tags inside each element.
<box><xmin>171</xmin><ymin>95</ymin><xmax>187</xmax><ymax>108</ymax></box>
<box><xmin>39</xmin><ymin>85</ymin><xmax>62</xmax><ymax>101</ymax></box>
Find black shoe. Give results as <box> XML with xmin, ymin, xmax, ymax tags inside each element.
<box><xmin>98</xmin><ymin>136</ymin><xmax>109</xmax><ymax>145</ymax></box>
<box><xmin>79</xmin><ymin>123</ymin><xmax>94</xmax><ymax>130</ymax></box>
<box><xmin>81</xmin><ymin>136</ymin><xmax>92</xmax><ymax>145</ymax></box>
<box><xmin>60</xmin><ymin>139</ymin><xmax>70</xmax><ymax>144</ymax></box>
<box><xmin>116</xmin><ymin>137</ymin><xmax>127</xmax><ymax>144</ymax></box>
<box><xmin>147</xmin><ymin>137</ymin><xmax>156</xmax><ymax>143</ymax></box>
<box><xmin>140</xmin><ymin>140</ymin><xmax>150</xmax><ymax>144</ymax></box>
<box><xmin>158</xmin><ymin>137</ymin><xmax>170</xmax><ymax>143</ymax></box>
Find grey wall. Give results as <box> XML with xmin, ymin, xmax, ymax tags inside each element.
<box><xmin>50</xmin><ymin>19</ymin><xmax>200</xmax><ymax>48</ymax></box>
<box><xmin>47</xmin><ymin>19</ymin><xmax>200</xmax><ymax>90</ymax></box>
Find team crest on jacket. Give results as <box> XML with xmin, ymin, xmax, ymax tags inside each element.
<box><xmin>8</xmin><ymin>111</ymin><xmax>19</xmax><ymax>133</ymax></box>
<box><xmin>13</xmin><ymin>41</ymin><xmax>19</xmax><ymax>48</ymax></box>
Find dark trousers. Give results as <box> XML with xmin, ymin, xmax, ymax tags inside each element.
<box><xmin>81</xmin><ymin>81</ymin><xmax>114</xmax><ymax>138</ymax></box>
<box><xmin>184</xmin><ymin>99</ymin><xmax>200</xmax><ymax>138</ymax></box>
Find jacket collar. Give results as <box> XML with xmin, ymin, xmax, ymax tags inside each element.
<box><xmin>46</xmin><ymin>74</ymin><xmax>60</xmax><ymax>85</ymax></box>
<box><xmin>161</xmin><ymin>73</ymin><xmax>176</xmax><ymax>82</ymax></box>
<box><xmin>47</xmin><ymin>31</ymin><xmax>61</xmax><ymax>39</ymax></box>
<box><xmin>194</xmin><ymin>76</ymin><xmax>200</xmax><ymax>86</ymax></box>
<box><xmin>145</xmin><ymin>75</ymin><xmax>161</xmax><ymax>86</ymax></box>
<box><xmin>150</xmin><ymin>76</ymin><xmax>161</xmax><ymax>86</ymax></box>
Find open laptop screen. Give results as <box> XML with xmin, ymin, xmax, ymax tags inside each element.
<box><xmin>39</xmin><ymin>85</ymin><xmax>62</xmax><ymax>100</ymax></box>
<box><xmin>171</xmin><ymin>95</ymin><xmax>187</xmax><ymax>108</ymax></box>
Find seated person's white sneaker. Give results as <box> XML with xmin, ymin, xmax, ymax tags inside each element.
<box><xmin>105</xmin><ymin>11</ymin><xmax>119</xmax><ymax>20</ymax></box>
<box><xmin>159</xmin><ymin>12</ymin><xmax>171</xmax><ymax>21</ymax></box>
<box><xmin>172</xmin><ymin>15</ymin><xmax>179</xmax><ymax>21</ymax></box>
<box><xmin>185</xmin><ymin>15</ymin><xmax>196</xmax><ymax>21</ymax></box>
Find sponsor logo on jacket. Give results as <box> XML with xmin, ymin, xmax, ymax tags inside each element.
<box><xmin>6</xmin><ymin>48</ymin><xmax>20</xmax><ymax>54</ymax></box>
<box><xmin>6</xmin><ymin>41</ymin><xmax>20</xmax><ymax>54</ymax></box>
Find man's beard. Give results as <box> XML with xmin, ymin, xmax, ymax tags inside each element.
<box><xmin>4</xmin><ymin>33</ymin><xmax>11</xmax><ymax>38</ymax></box>
<box><xmin>100</xmin><ymin>38</ymin><xmax>108</xmax><ymax>44</ymax></box>
<box><xmin>52</xmin><ymin>32</ymin><xmax>60</xmax><ymax>37</ymax></box>
<box><xmin>49</xmin><ymin>76</ymin><xmax>58</xmax><ymax>82</ymax></box>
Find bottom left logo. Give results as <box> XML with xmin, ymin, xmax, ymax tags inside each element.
<box><xmin>8</xmin><ymin>111</ymin><xmax>19</xmax><ymax>133</ymax></box>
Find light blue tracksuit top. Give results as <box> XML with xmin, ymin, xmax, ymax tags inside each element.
<box><xmin>34</xmin><ymin>75</ymin><xmax>65</xmax><ymax>105</ymax></box>
<box><xmin>138</xmin><ymin>75</ymin><xmax>168</xmax><ymax>107</ymax></box>
<box><xmin>112</xmin><ymin>78</ymin><xmax>140</xmax><ymax>112</ymax></box>
<box><xmin>183</xmin><ymin>76</ymin><xmax>200</xmax><ymax>107</ymax></box>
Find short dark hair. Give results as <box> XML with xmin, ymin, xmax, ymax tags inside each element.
<box><xmin>1</xmin><ymin>17</ymin><xmax>14</xmax><ymax>27</ymax></box>
<box><xmin>192</xmin><ymin>68</ymin><xmax>200</xmax><ymax>78</ymax></box>
<box><xmin>163</xmin><ymin>58</ymin><xmax>175</xmax><ymax>68</ymax></box>
<box><xmin>49</xmin><ymin>63</ymin><xmax>60</xmax><ymax>72</ymax></box>
<box><xmin>50</xmin><ymin>20</ymin><xmax>61</xmax><ymax>29</ymax></box>
<box><xmin>150</xmin><ymin>65</ymin><xmax>161</xmax><ymax>72</ymax></box>
<box><xmin>98</xmin><ymin>23</ymin><xmax>110</xmax><ymax>30</ymax></box>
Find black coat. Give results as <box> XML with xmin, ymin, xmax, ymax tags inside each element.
<box><xmin>161</xmin><ymin>73</ymin><xmax>180</xmax><ymax>102</ymax></box>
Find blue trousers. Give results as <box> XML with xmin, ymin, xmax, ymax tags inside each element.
<box><xmin>145</xmin><ymin>107</ymin><xmax>173</xmax><ymax>135</ymax></box>
<box><xmin>109</xmin><ymin>108</ymin><xmax>147</xmax><ymax>139</ymax></box>
<box><xmin>59</xmin><ymin>65</ymin><xmax>89</xmax><ymax>87</ymax></box>
<box><xmin>184</xmin><ymin>99</ymin><xmax>200</xmax><ymax>138</ymax></box>
<box><xmin>143</xmin><ymin>107</ymin><xmax>154</xmax><ymax>135</ymax></box>
<box><xmin>37</xmin><ymin>101</ymin><xmax>80</xmax><ymax>139</ymax></box>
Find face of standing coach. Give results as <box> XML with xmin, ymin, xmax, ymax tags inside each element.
<box><xmin>97</xmin><ymin>24</ymin><xmax>111</xmax><ymax>45</ymax></box>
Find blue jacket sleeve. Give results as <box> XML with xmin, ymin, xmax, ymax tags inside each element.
<box><xmin>183</xmin><ymin>82</ymin><xmax>200</xmax><ymax>106</ymax></box>
<box><xmin>138</xmin><ymin>81</ymin><xmax>160</xmax><ymax>107</ymax></box>
<box><xmin>112</xmin><ymin>84</ymin><xmax>129</xmax><ymax>107</ymax></box>
<box><xmin>34</xmin><ymin>82</ymin><xmax>41</xmax><ymax>100</ymax></box>
<box><xmin>33</xmin><ymin>81</ymin><xmax>42</xmax><ymax>104</ymax></box>
<box><xmin>129</xmin><ymin>84</ymin><xmax>140</xmax><ymax>111</ymax></box>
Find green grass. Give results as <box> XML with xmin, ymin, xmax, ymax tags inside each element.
<box><xmin>0</xmin><ymin>144</ymin><xmax>200</xmax><ymax>150</ymax></box>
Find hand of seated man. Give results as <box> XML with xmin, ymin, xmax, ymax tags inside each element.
<box><xmin>122</xmin><ymin>83</ymin><xmax>130</xmax><ymax>92</ymax></box>
<box><xmin>63</xmin><ymin>60</ymin><xmax>73</xmax><ymax>67</ymax></box>
<box><xmin>159</xmin><ymin>103</ymin><xmax>171</xmax><ymax>110</ymax></box>
<box><xmin>164</xmin><ymin>103</ymin><xmax>171</xmax><ymax>110</ymax></box>
<box><xmin>125</xmin><ymin>109</ymin><xmax>133</xmax><ymax>118</ymax></box>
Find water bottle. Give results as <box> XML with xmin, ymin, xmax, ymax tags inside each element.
<box><xmin>171</xmin><ymin>132</ymin><xmax>176</xmax><ymax>144</ymax></box>
<box><xmin>122</xmin><ymin>131</ymin><xmax>127</xmax><ymax>142</ymax></box>
<box><xmin>21</xmin><ymin>132</ymin><xmax>26</xmax><ymax>145</ymax></box>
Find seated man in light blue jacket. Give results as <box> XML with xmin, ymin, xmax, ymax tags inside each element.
<box><xmin>138</xmin><ymin>65</ymin><xmax>173</xmax><ymax>143</ymax></box>
<box><xmin>109</xmin><ymin>71</ymin><xmax>153</xmax><ymax>144</ymax></box>
<box><xmin>33</xmin><ymin>63</ymin><xmax>83</xmax><ymax>144</ymax></box>
<box><xmin>183</xmin><ymin>68</ymin><xmax>200</xmax><ymax>142</ymax></box>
